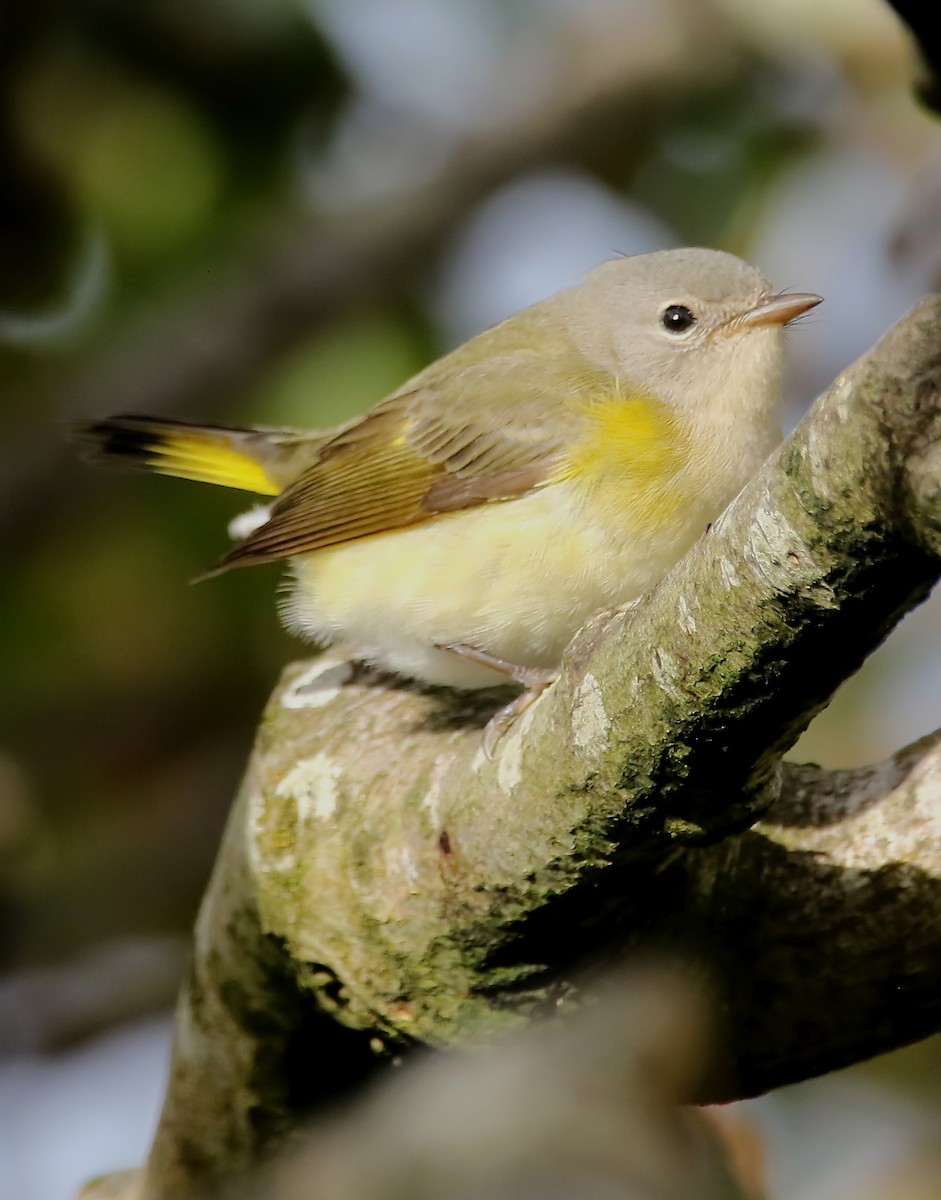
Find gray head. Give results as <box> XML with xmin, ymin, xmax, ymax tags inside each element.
<box><xmin>560</xmin><ymin>247</ymin><xmax>821</xmax><ymax>421</ymax></box>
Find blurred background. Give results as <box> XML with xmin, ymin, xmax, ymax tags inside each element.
<box><xmin>1</xmin><ymin>0</ymin><xmax>940</xmax><ymax>1197</ymax></box>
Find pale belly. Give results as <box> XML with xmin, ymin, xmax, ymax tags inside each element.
<box><xmin>281</xmin><ymin>479</ymin><xmax>721</xmax><ymax>688</ymax></box>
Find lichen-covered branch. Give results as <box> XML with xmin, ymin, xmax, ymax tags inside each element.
<box><xmin>133</xmin><ymin>299</ymin><xmax>941</xmax><ymax>1199</ymax></box>
<box><xmin>676</xmin><ymin>730</ymin><xmax>941</xmax><ymax>1099</ymax></box>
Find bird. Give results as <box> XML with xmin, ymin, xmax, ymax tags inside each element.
<box><xmin>77</xmin><ymin>247</ymin><xmax>821</xmax><ymax>743</ymax></box>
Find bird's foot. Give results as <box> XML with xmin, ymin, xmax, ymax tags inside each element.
<box><xmin>436</xmin><ymin>643</ymin><xmax>556</xmax><ymax>759</ymax></box>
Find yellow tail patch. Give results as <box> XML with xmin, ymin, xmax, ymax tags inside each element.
<box><xmin>75</xmin><ymin>418</ymin><xmax>282</xmax><ymax>496</ymax></box>
<box><xmin>144</xmin><ymin>433</ymin><xmax>281</xmax><ymax>495</ymax></box>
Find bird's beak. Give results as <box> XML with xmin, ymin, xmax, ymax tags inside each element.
<box><xmin>738</xmin><ymin>291</ymin><xmax>823</xmax><ymax>329</ymax></box>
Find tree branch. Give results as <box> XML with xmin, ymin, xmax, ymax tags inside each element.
<box><xmin>125</xmin><ymin>298</ymin><xmax>941</xmax><ymax>1198</ymax></box>
<box><xmin>680</xmin><ymin>731</ymin><xmax>941</xmax><ymax>1099</ymax></box>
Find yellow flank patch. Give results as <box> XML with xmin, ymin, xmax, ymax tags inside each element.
<box><xmin>146</xmin><ymin>434</ymin><xmax>281</xmax><ymax>495</ymax></box>
<box><xmin>558</xmin><ymin>385</ymin><xmax>690</xmax><ymax>525</ymax></box>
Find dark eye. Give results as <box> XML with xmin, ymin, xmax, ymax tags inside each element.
<box><xmin>661</xmin><ymin>304</ymin><xmax>697</xmax><ymax>333</ymax></box>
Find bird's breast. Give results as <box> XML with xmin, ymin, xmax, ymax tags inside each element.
<box><xmin>556</xmin><ymin>389</ymin><xmax>694</xmax><ymax>532</ymax></box>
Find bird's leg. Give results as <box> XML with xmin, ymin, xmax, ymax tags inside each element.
<box><xmin>437</xmin><ymin>642</ymin><xmax>553</xmax><ymax>689</ymax></box>
<box><xmin>436</xmin><ymin>642</ymin><xmax>556</xmax><ymax>759</ymax></box>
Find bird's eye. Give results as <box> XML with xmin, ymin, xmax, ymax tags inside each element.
<box><xmin>661</xmin><ymin>304</ymin><xmax>697</xmax><ymax>334</ymax></box>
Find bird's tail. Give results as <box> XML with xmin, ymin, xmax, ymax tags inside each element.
<box><xmin>74</xmin><ymin>415</ymin><xmax>316</xmax><ymax>496</ymax></box>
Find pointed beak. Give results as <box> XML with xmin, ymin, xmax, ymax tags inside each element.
<box><xmin>738</xmin><ymin>291</ymin><xmax>823</xmax><ymax>329</ymax></box>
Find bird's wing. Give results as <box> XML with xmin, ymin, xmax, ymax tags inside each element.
<box><xmin>216</xmin><ymin>337</ymin><xmax>610</xmax><ymax>570</ymax></box>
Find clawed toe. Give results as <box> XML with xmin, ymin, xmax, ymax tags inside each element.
<box><xmin>481</xmin><ymin>675</ymin><xmax>556</xmax><ymax>760</ymax></box>
<box><xmin>434</xmin><ymin>641</ymin><xmax>556</xmax><ymax>758</ymax></box>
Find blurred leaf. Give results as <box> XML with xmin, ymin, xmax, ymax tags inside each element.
<box><xmin>250</xmin><ymin>312</ymin><xmax>427</xmax><ymax>429</ymax></box>
<box><xmin>74</xmin><ymin>89</ymin><xmax>224</xmax><ymax>259</ymax></box>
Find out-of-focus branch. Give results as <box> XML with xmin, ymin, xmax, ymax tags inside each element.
<box><xmin>256</xmin><ymin>968</ymin><xmax>748</xmax><ymax>1200</ymax></box>
<box><xmin>0</xmin><ymin>936</ymin><xmax>184</xmax><ymax>1054</ymax></box>
<box><xmin>82</xmin><ymin>969</ymin><xmax>755</xmax><ymax>1200</ymax></box>
<box><xmin>122</xmin><ymin>299</ymin><xmax>941</xmax><ymax>1200</ymax></box>
<box><xmin>887</xmin><ymin>1</ymin><xmax>941</xmax><ymax>110</ymax></box>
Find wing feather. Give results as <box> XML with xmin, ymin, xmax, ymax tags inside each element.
<box><xmin>217</xmin><ymin>321</ymin><xmax>611</xmax><ymax>570</ymax></box>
